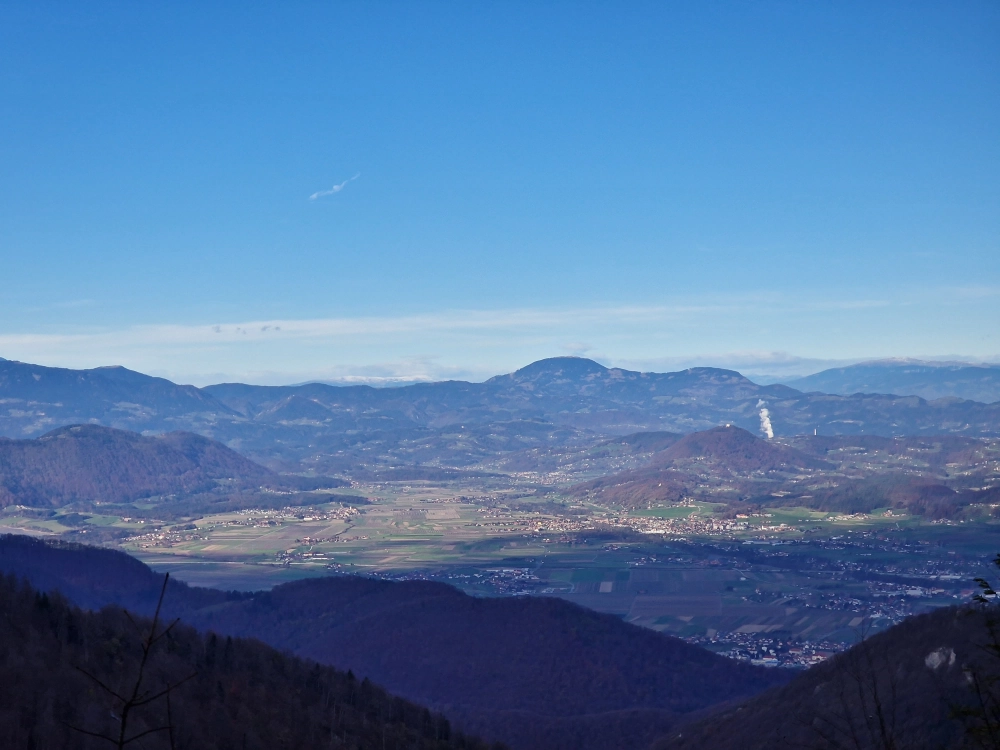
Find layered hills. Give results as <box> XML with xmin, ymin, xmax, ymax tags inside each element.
<box><xmin>203</xmin><ymin>357</ymin><xmax>1000</xmax><ymax>440</ymax></box>
<box><xmin>786</xmin><ymin>358</ymin><xmax>1000</xmax><ymax>403</ymax></box>
<box><xmin>2</xmin><ymin>358</ymin><xmax>1000</xmax><ymax>474</ymax></box>
<box><xmin>0</xmin><ymin>357</ymin><xmax>232</xmax><ymax>434</ymax></box>
<box><xmin>0</xmin><ymin>534</ymin><xmax>791</xmax><ymax>750</ymax></box>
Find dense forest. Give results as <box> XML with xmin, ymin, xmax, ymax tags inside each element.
<box><xmin>0</xmin><ymin>571</ymin><xmax>501</xmax><ymax>750</ymax></box>
<box><xmin>0</xmin><ymin>424</ymin><xmax>349</xmax><ymax>517</ymax></box>
<box><xmin>0</xmin><ymin>424</ymin><xmax>271</xmax><ymax>506</ymax></box>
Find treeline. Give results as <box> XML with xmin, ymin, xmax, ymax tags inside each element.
<box><xmin>0</xmin><ymin>572</ymin><xmax>502</xmax><ymax>750</ymax></box>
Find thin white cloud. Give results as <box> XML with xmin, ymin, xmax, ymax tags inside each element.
<box><xmin>0</xmin><ymin>292</ymin><xmax>994</xmax><ymax>386</ymax></box>
<box><xmin>309</xmin><ymin>173</ymin><xmax>361</xmax><ymax>200</ymax></box>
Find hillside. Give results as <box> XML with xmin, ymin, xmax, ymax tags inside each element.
<box><xmin>653</xmin><ymin>426</ymin><xmax>827</xmax><ymax>472</ymax></box>
<box><xmin>568</xmin><ymin>428</ymin><xmax>1000</xmax><ymax>516</ymax></box>
<box><xmin>0</xmin><ymin>424</ymin><xmax>273</xmax><ymax>507</ymax></box>
<box><xmin>0</xmin><ymin>357</ymin><xmax>234</xmax><ymax>436</ymax></box>
<box><xmin>0</xmin><ymin>535</ymin><xmax>791</xmax><ymax>750</ymax></box>
<box><xmin>568</xmin><ymin>426</ymin><xmax>827</xmax><ymax>509</ymax></box>
<box><xmin>786</xmin><ymin>358</ymin><xmax>1000</xmax><ymax>403</ymax></box>
<box><xmin>654</xmin><ymin>604</ymin><xmax>1000</xmax><ymax>749</ymax></box>
<box><xmin>0</xmin><ymin>572</ymin><xmax>497</xmax><ymax>750</ymax></box>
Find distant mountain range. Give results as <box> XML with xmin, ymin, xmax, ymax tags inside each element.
<box><xmin>2</xmin><ymin>357</ymin><xmax>1000</xmax><ymax>471</ymax></box>
<box><xmin>785</xmin><ymin>358</ymin><xmax>1000</xmax><ymax>403</ymax></box>
<box><xmin>0</xmin><ymin>535</ymin><xmax>790</xmax><ymax>750</ymax></box>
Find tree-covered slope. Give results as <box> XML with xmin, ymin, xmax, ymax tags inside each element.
<box><xmin>0</xmin><ymin>535</ymin><xmax>790</xmax><ymax>750</ymax></box>
<box><xmin>0</xmin><ymin>572</ymin><xmax>499</xmax><ymax>750</ymax></box>
<box><xmin>0</xmin><ymin>424</ymin><xmax>272</xmax><ymax>506</ymax></box>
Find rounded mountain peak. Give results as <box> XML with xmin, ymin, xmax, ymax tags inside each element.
<box><xmin>504</xmin><ymin>357</ymin><xmax>609</xmax><ymax>381</ymax></box>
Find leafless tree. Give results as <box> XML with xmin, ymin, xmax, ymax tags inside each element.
<box><xmin>68</xmin><ymin>573</ymin><xmax>195</xmax><ymax>749</ymax></box>
<box><xmin>953</xmin><ymin>554</ymin><xmax>1000</xmax><ymax>749</ymax></box>
<box><xmin>805</xmin><ymin>619</ymin><xmax>911</xmax><ymax>750</ymax></box>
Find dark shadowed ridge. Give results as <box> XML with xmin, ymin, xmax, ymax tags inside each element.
<box><xmin>0</xmin><ymin>571</ymin><xmax>498</xmax><ymax>750</ymax></box>
<box><xmin>0</xmin><ymin>534</ymin><xmax>790</xmax><ymax>750</ymax></box>
<box><xmin>654</xmin><ymin>604</ymin><xmax>999</xmax><ymax>749</ymax></box>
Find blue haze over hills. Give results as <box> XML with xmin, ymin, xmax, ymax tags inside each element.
<box><xmin>1</xmin><ymin>357</ymin><xmax>998</xmax><ymax>469</ymax></box>
<box><xmin>783</xmin><ymin>359</ymin><xmax>1000</xmax><ymax>404</ymax></box>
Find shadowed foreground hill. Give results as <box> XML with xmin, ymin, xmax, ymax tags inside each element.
<box><xmin>654</xmin><ymin>604</ymin><xmax>1000</xmax><ymax>750</ymax></box>
<box><xmin>0</xmin><ymin>424</ymin><xmax>273</xmax><ymax>506</ymax></box>
<box><xmin>0</xmin><ymin>535</ymin><xmax>790</xmax><ymax>750</ymax></box>
<box><xmin>0</xmin><ymin>573</ymin><xmax>498</xmax><ymax>750</ymax></box>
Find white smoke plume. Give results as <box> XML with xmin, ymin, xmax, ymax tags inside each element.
<box><xmin>756</xmin><ymin>399</ymin><xmax>774</xmax><ymax>439</ymax></box>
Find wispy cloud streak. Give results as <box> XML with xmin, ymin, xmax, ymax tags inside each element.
<box><xmin>309</xmin><ymin>173</ymin><xmax>361</xmax><ymax>200</ymax></box>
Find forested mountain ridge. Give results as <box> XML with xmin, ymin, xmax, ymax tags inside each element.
<box><xmin>0</xmin><ymin>424</ymin><xmax>273</xmax><ymax>507</ymax></box>
<box><xmin>2</xmin><ymin>358</ymin><xmax>999</xmax><ymax>471</ymax></box>
<box><xmin>0</xmin><ymin>357</ymin><xmax>234</xmax><ymax>434</ymax></box>
<box><xmin>204</xmin><ymin>357</ymin><xmax>1000</xmax><ymax>438</ymax></box>
<box><xmin>0</xmin><ymin>535</ymin><xmax>790</xmax><ymax>750</ymax></box>
<box><xmin>0</xmin><ymin>571</ymin><xmax>500</xmax><ymax>750</ymax></box>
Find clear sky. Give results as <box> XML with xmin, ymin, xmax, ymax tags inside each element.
<box><xmin>1</xmin><ymin>1</ymin><xmax>997</xmax><ymax>385</ymax></box>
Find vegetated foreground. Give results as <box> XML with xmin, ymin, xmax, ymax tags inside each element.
<box><xmin>0</xmin><ymin>571</ymin><xmax>498</xmax><ymax>750</ymax></box>
<box><xmin>655</xmin><ymin>602</ymin><xmax>1000</xmax><ymax>749</ymax></box>
<box><xmin>0</xmin><ymin>534</ymin><xmax>789</xmax><ymax>750</ymax></box>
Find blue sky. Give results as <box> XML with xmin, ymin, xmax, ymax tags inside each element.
<box><xmin>1</xmin><ymin>1</ymin><xmax>997</xmax><ymax>385</ymax></box>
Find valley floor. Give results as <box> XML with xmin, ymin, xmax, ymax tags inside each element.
<box><xmin>6</xmin><ymin>474</ymin><xmax>995</xmax><ymax>669</ymax></box>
